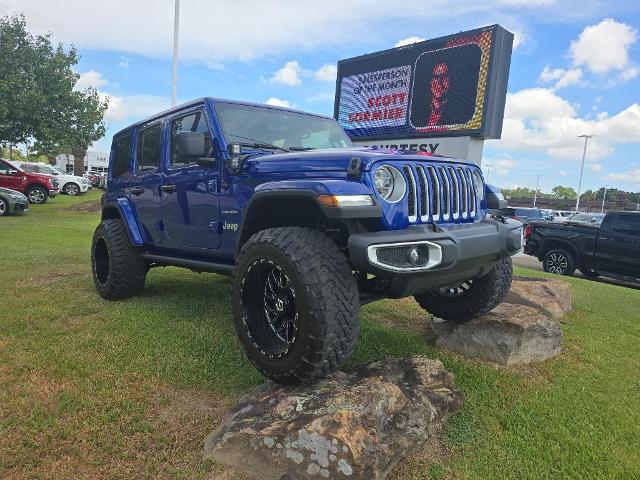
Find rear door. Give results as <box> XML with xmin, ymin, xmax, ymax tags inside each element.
<box><xmin>129</xmin><ymin>122</ymin><xmax>164</xmax><ymax>245</ymax></box>
<box><xmin>161</xmin><ymin>107</ymin><xmax>222</xmax><ymax>251</ymax></box>
<box><xmin>595</xmin><ymin>213</ymin><xmax>640</xmax><ymax>277</ymax></box>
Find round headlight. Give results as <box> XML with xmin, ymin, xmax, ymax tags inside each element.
<box><xmin>373</xmin><ymin>165</ymin><xmax>406</xmax><ymax>203</ymax></box>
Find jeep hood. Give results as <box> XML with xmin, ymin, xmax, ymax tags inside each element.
<box><xmin>242</xmin><ymin>148</ymin><xmax>475</xmax><ymax>175</ymax></box>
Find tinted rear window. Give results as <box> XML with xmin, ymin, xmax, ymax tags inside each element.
<box><xmin>111</xmin><ymin>134</ymin><xmax>133</xmax><ymax>178</ymax></box>
<box><xmin>611</xmin><ymin>214</ymin><xmax>640</xmax><ymax>236</ymax></box>
<box><xmin>517</xmin><ymin>209</ymin><xmax>542</xmax><ymax>217</ymax></box>
<box><xmin>136</xmin><ymin>124</ymin><xmax>162</xmax><ymax>173</ymax></box>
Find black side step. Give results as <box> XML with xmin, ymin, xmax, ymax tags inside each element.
<box><xmin>141</xmin><ymin>254</ymin><xmax>234</xmax><ymax>276</ymax></box>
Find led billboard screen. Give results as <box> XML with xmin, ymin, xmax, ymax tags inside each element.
<box><xmin>334</xmin><ymin>25</ymin><xmax>513</xmax><ymax>140</ymax></box>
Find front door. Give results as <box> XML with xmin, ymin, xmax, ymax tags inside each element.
<box><xmin>129</xmin><ymin>122</ymin><xmax>164</xmax><ymax>245</ymax></box>
<box><xmin>596</xmin><ymin>213</ymin><xmax>640</xmax><ymax>278</ymax></box>
<box><xmin>0</xmin><ymin>160</ymin><xmax>24</xmax><ymax>191</ymax></box>
<box><xmin>162</xmin><ymin>109</ymin><xmax>221</xmax><ymax>250</ymax></box>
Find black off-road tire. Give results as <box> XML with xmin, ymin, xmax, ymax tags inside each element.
<box><xmin>232</xmin><ymin>227</ymin><xmax>360</xmax><ymax>385</ymax></box>
<box><xmin>91</xmin><ymin>219</ymin><xmax>148</xmax><ymax>300</ymax></box>
<box><xmin>543</xmin><ymin>248</ymin><xmax>576</xmax><ymax>276</ymax></box>
<box><xmin>26</xmin><ymin>185</ymin><xmax>48</xmax><ymax>204</ymax></box>
<box><xmin>414</xmin><ymin>257</ymin><xmax>513</xmax><ymax>323</ymax></box>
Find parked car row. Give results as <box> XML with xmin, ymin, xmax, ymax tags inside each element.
<box><xmin>0</xmin><ymin>158</ymin><xmax>93</xmax><ymax>216</ymax></box>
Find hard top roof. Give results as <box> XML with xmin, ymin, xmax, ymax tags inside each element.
<box><xmin>113</xmin><ymin>97</ymin><xmax>334</xmax><ymax>138</ymax></box>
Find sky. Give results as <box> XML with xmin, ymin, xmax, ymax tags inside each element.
<box><xmin>2</xmin><ymin>0</ymin><xmax>640</xmax><ymax>193</ymax></box>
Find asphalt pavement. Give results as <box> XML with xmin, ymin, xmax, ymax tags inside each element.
<box><xmin>513</xmin><ymin>252</ymin><xmax>640</xmax><ymax>290</ymax></box>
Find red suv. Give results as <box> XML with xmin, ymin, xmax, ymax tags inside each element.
<box><xmin>0</xmin><ymin>159</ymin><xmax>59</xmax><ymax>204</ymax></box>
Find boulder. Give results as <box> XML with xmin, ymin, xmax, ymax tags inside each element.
<box><xmin>428</xmin><ymin>303</ymin><xmax>563</xmax><ymax>365</ymax></box>
<box><xmin>505</xmin><ymin>276</ymin><xmax>572</xmax><ymax>319</ymax></box>
<box><xmin>204</xmin><ymin>357</ymin><xmax>464</xmax><ymax>480</ymax></box>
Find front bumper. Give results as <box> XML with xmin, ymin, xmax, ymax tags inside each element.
<box><xmin>348</xmin><ymin>218</ymin><xmax>523</xmax><ymax>298</ymax></box>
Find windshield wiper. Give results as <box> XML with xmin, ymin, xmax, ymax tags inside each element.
<box><xmin>239</xmin><ymin>142</ymin><xmax>290</xmax><ymax>153</ymax></box>
<box><xmin>222</xmin><ymin>131</ymin><xmax>290</xmax><ymax>153</ymax></box>
<box><xmin>288</xmin><ymin>147</ymin><xmax>314</xmax><ymax>151</ymax></box>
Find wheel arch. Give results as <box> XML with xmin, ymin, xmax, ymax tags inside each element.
<box><xmin>101</xmin><ymin>198</ymin><xmax>144</xmax><ymax>246</ymax></box>
<box><xmin>236</xmin><ymin>190</ymin><xmax>325</xmax><ymax>257</ymax></box>
<box><xmin>538</xmin><ymin>238</ymin><xmax>579</xmax><ymax>263</ymax></box>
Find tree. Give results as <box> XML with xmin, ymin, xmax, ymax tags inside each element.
<box><xmin>551</xmin><ymin>185</ymin><xmax>577</xmax><ymax>200</ymax></box>
<box><xmin>65</xmin><ymin>89</ymin><xmax>107</xmax><ymax>175</ymax></box>
<box><xmin>0</xmin><ymin>14</ymin><xmax>107</xmax><ymax>169</ymax></box>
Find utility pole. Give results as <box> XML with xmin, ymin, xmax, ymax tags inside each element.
<box><xmin>171</xmin><ymin>0</ymin><xmax>180</xmax><ymax>107</ymax></box>
<box><xmin>575</xmin><ymin>134</ymin><xmax>593</xmax><ymax>212</ymax></box>
<box><xmin>601</xmin><ymin>185</ymin><xmax>608</xmax><ymax>213</ymax></box>
<box><xmin>533</xmin><ymin>174</ymin><xmax>541</xmax><ymax>207</ymax></box>
<box><xmin>484</xmin><ymin>163</ymin><xmax>494</xmax><ymax>183</ymax></box>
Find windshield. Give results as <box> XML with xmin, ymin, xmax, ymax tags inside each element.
<box><xmin>215</xmin><ymin>103</ymin><xmax>353</xmax><ymax>151</ymax></box>
<box><xmin>52</xmin><ymin>166</ymin><xmax>67</xmax><ymax>175</ymax></box>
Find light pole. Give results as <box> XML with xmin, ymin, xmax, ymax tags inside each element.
<box><xmin>533</xmin><ymin>174</ymin><xmax>541</xmax><ymax>207</ymax></box>
<box><xmin>484</xmin><ymin>164</ymin><xmax>494</xmax><ymax>183</ymax></box>
<box><xmin>575</xmin><ymin>134</ymin><xmax>593</xmax><ymax>212</ymax></box>
<box><xmin>171</xmin><ymin>0</ymin><xmax>180</xmax><ymax>107</ymax></box>
<box><xmin>601</xmin><ymin>185</ymin><xmax>608</xmax><ymax>213</ymax></box>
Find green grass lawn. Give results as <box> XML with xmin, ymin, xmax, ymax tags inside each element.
<box><xmin>1</xmin><ymin>190</ymin><xmax>639</xmax><ymax>479</ymax></box>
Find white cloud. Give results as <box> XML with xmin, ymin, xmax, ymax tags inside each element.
<box><xmin>75</xmin><ymin>70</ymin><xmax>108</xmax><ymax>90</ymax></box>
<box><xmin>493</xmin><ymin>158</ymin><xmax>517</xmax><ymax>176</ymax></box>
<box><xmin>589</xmin><ymin>163</ymin><xmax>603</xmax><ymax>172</ymax></box>
<box><xmin>265</xmin><ymin>97</ymin><xmax>292</xmax><ymax>108</ymax></box>
<box><xmin>620</xmin><ymin>65</ymin><xmax>640</xmax><ymax>82</ymax></box>
<box><xmin>570</xmin><ymin>18</ymin><xmax>638</xmax><ymax>74</ymax></box>
<box><xmin>2</xmin><ymin>0</ymin><xmax>595</xmax><ymax>66</ymax></box>
<box><xmin>117</xmin><ymin>56</ymin><xmax>131</xmax><ymax>69</ymax></box>
<box><xmin>512</xmin><ymin>29</ymin><xmax>525</xmax><ymax>50</ymax></box>
<box><xmin>103</xmin><ymin>94</ymin><xmax>169</xmax><ymax>122</ymax></box>
<box><xmin>270</xmin><ymin>61</ymin><xmax>303</xmax><ymax>86</ymax></box>
<box><xmin>492</xmin><ymin>87</ymin><xmax>640</xmax><ymax>162</ymax></box>
<box><xmin>315</xmin><ymin>64</ymin><xmax>337</xmax><ymax>82</ymax></box>
<box><xmin>394</xmin><ymin>36</ymin><xmax>425</xmax><ymax>48</ymax></box>
<box><xmin>539</xmin><ymin>66</ymin><xmax>583</xmax><ymax>90</ymax></box>
<box><xmin>607</xmin><ymin>169</ymin><xmax>640</xmax><ymax>185</ymax></box>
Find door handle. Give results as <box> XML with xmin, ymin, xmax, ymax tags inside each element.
<box><xmin>130</xmin><ymin>187</ymin><xmax>145</xmax><ymax>196</ymax></box>
<box><xmin>160</xmin><ymin>184</ymin><xmax>177</xmax><ymax>193</ymax></box>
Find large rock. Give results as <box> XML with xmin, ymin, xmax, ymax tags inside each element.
<box><xmin>204</xmin><ymin>357</ymin><xmax>464</xmax><ymax>480</ymax></box>
<box><xmin>428</xmin><ymin>303</ymin><xmax>563</xmax><ymax>365</ymax></box>
<box><xmin>505</xmin><ymin>276</ymin><xmax>572</xmax><ymax>319</ymax></box>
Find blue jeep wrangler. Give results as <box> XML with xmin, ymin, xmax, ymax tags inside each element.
<box><xmin>92</xmin><ymin>98</ymin><xmax>522</xmax><ymax>384</ymax></box>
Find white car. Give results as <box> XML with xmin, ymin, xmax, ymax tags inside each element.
<box><xmin>16</xmin><ymin>162</ymin><xmax>91</xmax><ymax>196</ymax></box>
<box><xmin>551</xmin><ymin>210</ymin><xmax>574</xmax><ymax>223</ymax></box>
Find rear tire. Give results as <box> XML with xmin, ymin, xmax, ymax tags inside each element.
<box><xmin>543</xmin><ymin>249</ymin><xmax>576</xmax><ymax>276</ymax></box>
<box><xmin>26</xmin><ymin>185</ymin><xmax>48</xmax><ymax>204</ymax></box>
<box><xmin>91</xmin><ymin>219</ymin><xmax>148</xmax><ymax>300</ymax></box>
<box><xmin>414</xmin><ymin>257</ymin><xmax>513</xmax><ymax>323</ymax></box>
<box><xmin>232</xmin><ymin>227</ymin><xmax>360</xmax><ymax>384</ymax></box>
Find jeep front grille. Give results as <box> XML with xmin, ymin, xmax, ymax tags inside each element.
<box><xmin>400</xmin><ymin>163</ymin><xmax>483</xmax><ymax>224</ymax></box>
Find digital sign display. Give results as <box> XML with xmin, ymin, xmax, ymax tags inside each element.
<box><xmin>334</xmin><ymin>25</ymin><xmax>513</xmax><ymax>140</ymax></box>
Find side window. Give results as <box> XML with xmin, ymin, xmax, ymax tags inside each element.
<box><xmin>170</xmin><ymin>111</ymin><xmax>213</xmax><ymax>167</ymax></box>
<box><xmin>0</xmin><ymin>162</ymin><xmax>12</xmax><ymax>175</ymax></box>
<box><xmin>111</xmin><ymin>134</ymin><xmax>133</xmax><ymax>178</ymax></box>
<box><xmin>611</xmin><ymin>214</ymin><xmax>640</xmax><ymax>236</ymax></box>
<box><xmin>136</xmin><ymin>124</ymin><xmax>162</xmax><ymax>173</ymax></box>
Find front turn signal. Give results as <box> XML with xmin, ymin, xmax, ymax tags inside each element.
<box><xmin>317</xmin><ymin>194</ymin><xmax>374</xmax><ymax>208</ymax></box>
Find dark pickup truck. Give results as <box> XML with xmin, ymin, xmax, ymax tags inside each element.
<box><xmin>523</xmin><ymin>211</ymin><xmax>640</xmax><ymax>282</ymax></box>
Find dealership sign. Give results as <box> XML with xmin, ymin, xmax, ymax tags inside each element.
<box><xmin>334</xmin><ymin>25</ymin><xmax>513</xmax><ymax>142</ymax></box>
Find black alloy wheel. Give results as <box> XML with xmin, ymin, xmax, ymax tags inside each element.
<box><xmin>241</xmin><ymin>258</ymin><xmax>299</xmax><ymax>359</ymax></box>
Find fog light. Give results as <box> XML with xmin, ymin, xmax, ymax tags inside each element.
<box><xmin>408</xmin><ymin>246</ymin><xmax>429</xmax><ymax>266</ymax></box>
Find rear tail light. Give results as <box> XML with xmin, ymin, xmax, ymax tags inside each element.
<box><xmin>523</xmin><ymin>224</ymin><xmax>533</xmax><ymax>239</ymax></box>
